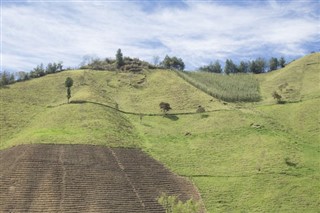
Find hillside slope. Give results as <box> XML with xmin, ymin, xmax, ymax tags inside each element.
<box><xmin>0</xmin><ymin>54</ymin><xmax>319</xmax><ymax>212</ymax></box>
<box><xmin>257</xmin><ymin>53</ymin><xmax>320</xmax><ymax>104</ymax></box>
<box><xmin>0</xmin><ymin>70</ymin><xmax>141</xmax><ymax>149</ymax></box>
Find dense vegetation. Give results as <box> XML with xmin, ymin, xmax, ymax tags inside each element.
<box><xmin>199</xmin><ymin>56</ymin><xmax>286</xmax><ymax>74</ymax></box>
<box><xmin>176</xmin><ymin>71</ymin><xmax>261</xmax><ymax>102</ymax></box>
<box><xmin>0</xmin><ymin>53</ymin><xmax>319</xmax><ymax>212</ymax></box>
<box><xmin>0</xmin><ymin>61</ymin><xmax>64</xmax><ymax>87</ymax></box>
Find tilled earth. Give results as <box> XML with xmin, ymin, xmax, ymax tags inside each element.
<box><xmin>0</xmin><ymin>144</ymin><xmax>201</xmax><ymax>212</ymax></box>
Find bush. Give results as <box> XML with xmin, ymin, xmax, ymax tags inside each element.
<box><xmin>272</xmin><ymin>91</ymin><xmax>285</xmax><ymax>104</ymax></box>
<box><xmin>159</xmin><ymin>102</ymin><xmax>172</xmax><ymax>114</ymax></box>
<box><xmin>157</xmin><ymin>193</ymin><xmax>200</xmax><ymax>213</ymax></box>
<box><xmin>196</xmin><ymin>106</ymin><xmax>205</xmax><ymax>113</ymax></box>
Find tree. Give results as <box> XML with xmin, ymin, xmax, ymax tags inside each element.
<box><xmin>116</xmin><ymin>49</ymin><xmax>124</xmax><ymax>69</ymax></box>
<box><xmin>0</xmin><ymin>71</ymin><xmax>10</xmax><ymax>87</ymax></box>
<box><xmin>174</xmin><ymin>57</ymin><xmax>185</xmax><ymax>71</ymax></box>
<box><xmin>31</xmin><ymin>63</ymin><xmax>45</xmax><ymax>77</ymax></box>
<box><xmin>199</xmin><ymin>60</ymin><xmax>222</xmax><ymax>73</ymax></box>
<box><xmin>224</xmin><ymin>59</ymin><xmax>237</xmax><ymax>75</ymax></box>
<box><xmin>16</xmin><ymin>71</ymin><xmax>27</xmax><ymax>81</ymax></box>
<box><xmin>65</xmin><ymin>77</ymin><xmax>74</xmax><ymax>103</ymax></box>
<box><xmin>238</xmin><ymin>61</ymin><xmax>249</xmax><ymax>73</ymax></box>
<box><xmin>9</xmin><ymin>73</ymin><xmax>15</xmax><ymax>84</ymax></box>
<box><xmin>255</xmin><ymin>57</ymin><xmax>266</xmax><ymax>73</ymax></box>
<box><xmin>57</xmin><ymin>61</ymin><xmax>63</xmax><ymax>71</ymax></box>
<box><xmin>161</xmin><ymin>55</ymin><xmax>171</xmax><ymax>69</ymax></box>
<box><xmin>249</xmin><ymin>60</ymin><xmax>258</xmax><ymax>73</ymax></box>
<box><xmin>212</xmin><ymin>60</ymin><xmax>222</xmax><ymax>73</ymax></box>
<box><xmin>249</xmin><ymin>58</ymin><xmax>266</xmax><ymax>74</ymax></box>
<box><xmin>46</xmin><ymin>62</ymin><xmax>59</xmax><ymax>74</ymax></box>
<box><xmin>279</xmin><ymin>57</ymin><xmax>286</xmax><ymax>68</ymax></box>
<box><xmin>196</xmin><ymin>105</ymin><xmax>205</xmax><ymax>113</ymax></box>
<box><xmin>269</xmin><ymin>57</ymin><xmax>279</xmax><ymax>71</ymax></box>
<box><xmin>159</xmin><ymin>102</ymin><xmax>171</xmax><ymax>114</ymax></box>
<box><xmin>160</xmin><ymin>55</ymin><xmax>185</xmax><ymax>71</ymax></box>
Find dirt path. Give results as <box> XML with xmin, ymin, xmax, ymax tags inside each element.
<box><xmin>0</xmin><ymin>144</ymin><xmax>201</xmax><ymax>212</ymax></box>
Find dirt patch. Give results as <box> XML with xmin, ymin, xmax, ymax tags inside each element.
<box><xmin>0</xmin><ymin>144</ymin><xmax>202</xmax><ymax>212</ymax></box>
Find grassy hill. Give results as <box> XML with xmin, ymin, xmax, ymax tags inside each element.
<box><xmin>0</xmin><ymin>53</ymin><xmax>319</xmax><ymax>212</ymax></box>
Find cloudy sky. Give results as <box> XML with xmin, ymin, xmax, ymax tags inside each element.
<box><xmin>1</xmin><ymin>0</ymin><xmax>319</xmax><ymax>71</ymax></box>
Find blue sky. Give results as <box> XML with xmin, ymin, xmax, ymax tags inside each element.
<box><xmin>1</xmin><ymin>0</ymin><xmax>319</xmax><ymax>71</ymax></box>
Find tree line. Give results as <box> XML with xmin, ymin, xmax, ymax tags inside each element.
<box><xmin>0</xmin><ymin>61</ymin><xmax>63</xmax><ymax>87</ymax></box>
<box><xmin>0</xmin><ymin>48</ymin><xmax>289</xmax><ymax>88</ymax></box>
<box><xmin>199</xmin><ymin>57</ymin><xmax>286</xmax><ymax>74</ymax></box>
<box><xmin>81</xmin><ymin>49</ymin><xmax>186</xmax><ymax>72</ymax></box>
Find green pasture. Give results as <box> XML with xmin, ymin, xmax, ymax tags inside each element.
<box><xmin>0</xmin><ymin>53</ymin><xmax>319</xmax><ymax>212</ymax></box>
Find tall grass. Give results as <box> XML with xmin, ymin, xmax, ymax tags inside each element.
<box><xmin>176</xmin><ymin>71</ymin><xmax>261</xmax><ymax>102</ymax></box>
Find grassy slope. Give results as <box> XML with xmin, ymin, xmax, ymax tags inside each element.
<box><xmin>256</xmin><ymin>53</ymin><xmax>320</xmax><ymax>104</ymax></box>
<box><xmin>0</xmin><ymin>70</ymin><xmax>141</xmax><ymax>149</ymax></box>
<box><xmin>0</xmin><ymin>53</ymin><xmax>319</xmax><ymax>212</ymax></box>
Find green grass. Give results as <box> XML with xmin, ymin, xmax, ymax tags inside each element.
<box><xmin>176</xmin><ymin>71</ymin><xmax>261</xmax><ymax>102</ymax></box>
<box><xmin>2</xmin><ymin>103</ymin><xmax>140</xmax><ymax>149</ymax></box>
<box><xmin>0</xmin><ymin>70</ymin><xmax>141</xmax><ymax>149</ymax></box>
<box><xmin>0</xmin><ymin>53</ymin><xmax>319</xmax><ymax>212</ymax></box>
<box><xmin>256</xmin><ymin>53</ymin><xmax>320</xmax><ymax>104</ymax></box>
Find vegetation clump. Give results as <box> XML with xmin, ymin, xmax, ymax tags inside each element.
<box><xmin>160</xmin><ymin>55</ymin><xmax>185</xmax><ymax>71</ymax></box>
<box><xmin>80</xmin><ymin>50</ymin><xmax>154</xmax><ymax>72</ymax></box>
<box><xmin>0</xmin><ymin>71</ymin><xmax>15</xmax><ymax>87</ymax></box>
<box><xmin>65</xmin><ymin>77</ymin><xmax>74</xmax><ymax>103</ymax></box>
<box><xmin>159</xmin><ymin>102</ymin><xmax>172</xmax><ymax>114</ymax></box>
<box><xmin>196</xmin><ymin>105</ymin><xmax>205</xmax><ymax>113</ymax></box>
<box><xmin>157</xmin><ymin>193</ymin><xmax>200</xmax><ymax>213</ymax></box>
<box><xmin>0</xmin><ymin>61</ymin><xmax>63</xmax><ymax>87</ymax></box>
<box><xmin>272</xmin><ymin>91</ymin><xmax>285</xmax><ymax>104</ymax></box>
<box><xmin>199</xmin><ymin>56</ymin><xmax>286</xmax><ymax>74</ymax></box>
<box><xmin>116</xmin><ymin>48</ymin><xmax>124</xmax><ymax>69</ymax></box>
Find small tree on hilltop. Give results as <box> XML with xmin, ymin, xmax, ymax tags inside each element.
<box><xmin>65</xmin><ymin>77</ymin><xmax>74</xmax><ymax>103</ymax></box>
<box><xmin>269</xmin><ymin>57</ymin><xmax>279</xmax><ymax>71</ymax></box>
<box><xmin>224</xmin><ymin>59</ymin><xmax>237</xmax><ymax>75</ymax></box>
<box><xmin>160</xmin><ymin>55</ymin><xmax>185</xmax><ymax>71</ymax></box>
<box><xmin>279</xmin><ymin>57</ymin><xmax>286</xmax><ymax>68</ymax></box>
<box><xmin>159</xmin><ymin>102</ymin><xmax>171</xmax><ymax>114</ymax></box>
<box><xmin>116</xmin><ymin>48</ymin><xmax>124</xmax><ymax>69</ymax></box>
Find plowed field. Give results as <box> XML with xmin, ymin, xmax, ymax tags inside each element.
<box><xmin>0</xmin><ymin>144</ymin><xmax>201</xmax><ymax>212</ymax></box>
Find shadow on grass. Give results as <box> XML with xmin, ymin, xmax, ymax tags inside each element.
<box><xmin>163</xmin><ymin>114</ymin><xmax>179</xmax><ymax>121</ymax></box>
<box><xmin>70</xmin><ymin>100</ymin><xmax>87</xmax><ymax>104</ymax></box>
<box><xmin>200</xmin><ymin>114</ymin><xmax>209</xmax><ymax>119</ymax></box>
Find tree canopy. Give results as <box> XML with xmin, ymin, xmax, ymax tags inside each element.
<box><xmin>159</xmin><ymin>102</ymin><xmax>172</xmax><ymax>114</ymax></box>
<box><xmin>65</xmin><ymin>77</ymin><xmax>74</xmax><ymax>103</ymax></box>
<box><xmin>116</xmin><ymin>49</ymin><xmax>124</xmax><ymax>69</ymax></box>
<box><xmin>199</xmin><ymin>60</ymin><xmax>222</xmax><ymax>73</ymax></box>
<box><xmin>161</xmin><ymin>55</ymin><xmax>185</xmax><ymax>71</ymax></box>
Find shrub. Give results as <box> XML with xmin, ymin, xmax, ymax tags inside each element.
<box><xmin>157</xmin><ymin>193</ymin><xmax>200</xmax><ymax>213</ymax></box>
<box><xmin>196</xmin><ymin>106</ymin><xmax>205</xmax><ymax>113</ymax></box>
<box><xmin>272</xmin><ymin>91</ymin><xmax>285</xmax><ymax>104</ymax></box>
<box><xmin>159</xmin><ymin>102</ymin><xmax>172</xmax><ymax>114</ymax></box>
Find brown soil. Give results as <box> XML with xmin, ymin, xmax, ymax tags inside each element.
<box><xmin>0</xmin><ymin>144</ymin><xmax>202</xmax><ymax>212</ymax></box>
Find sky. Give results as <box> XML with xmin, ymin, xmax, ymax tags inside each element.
<box><xmin>1</xmin><ymin>0</ymin><xmax>319</xmax><ymax>72</ymax></box>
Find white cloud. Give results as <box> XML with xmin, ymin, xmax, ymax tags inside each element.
<box><xmin>1</xmin><ymin>0</ymin><xmax>319</xmax><ymax>71</ymax></box>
